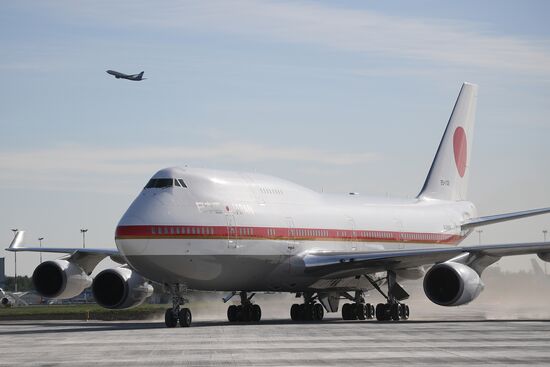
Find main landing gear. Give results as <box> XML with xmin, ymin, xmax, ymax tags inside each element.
<box><xmin>290</xmin><ymin>292</ymin><xmax>325</xmax><ymax>321</ymax></box>
<box><xmin>165</xmin><ymin>284</ymin><xmax>192</xmax><ymax>328</ymax></box>
<box><xmin>227</xmin><ymin>292</ymin><xmax>262</xmax><ymax>322</ymax></box>
<box><xmin>341</xmin><ymin>291</ymin><xmax>375</xmax><ymax>320</ymax></box>
<box><xmin>365</xmin><ymin>271</ymin><xmax>410</xmax><ymax>322</ymax></box>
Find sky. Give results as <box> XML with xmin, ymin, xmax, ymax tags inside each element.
<box><xmin>1</xmin><ymin>0</ymin><xmax>549</xmax><ymax>276</ymax></box>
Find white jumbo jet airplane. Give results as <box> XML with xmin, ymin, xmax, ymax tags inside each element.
<box><xmin>7</xmin><ymin>82</ymin><xmax>550</xmax><ymax>327</ymax></box>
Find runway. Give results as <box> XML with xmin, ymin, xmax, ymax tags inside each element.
<box><xmin>1</xmin><ymin>317</ymin><xmax>550</xmax><ymax>366</ymax></box>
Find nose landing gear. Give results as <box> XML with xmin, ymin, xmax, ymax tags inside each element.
<box><xmin>165</xmin><ymin>284</ymin><xmax>192</xmax><ymax>328</ymax></box>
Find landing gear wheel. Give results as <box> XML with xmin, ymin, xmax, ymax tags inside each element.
<box><xmin>178</xmin><ymin>308</ymin><xmax>192</xmax><ymax>327</ymax></box>
<box><xmin>290</xmin><ymin>303</ymin><xmax>300</xmax><ymax>321</ymax></box>
<box><xmin>165</xmin><ymin>309</ymin><xmax>178</xmax><ymax>328</ymax></box>
<box><xmin>365</xmin><ymin>303</ymin><xmax>375</xmax><ymax>319</ymax></box>
<box><xmin>251</xmin><ymin>304</ymin><xmax>262</xmax><ymax>322</ymax></box>
<box><xmin>400</xmin><ymin>304</ymin><xmax>410</xmax><ymax>320</ymax></box>
<box><xmin>342</xmin><ymin>303</ymin><xmax>351</xmax><ymax>320</ymax></box>
<box><xmin>390</xmin><ymin>303</ymin><xmax>401</xmax><ymax>321</ymax></box>
<box><xmin>298</xmin><ymin>304</ymin><xmax>306</xmax><ymax>320</ymax></box>
<box><xmin>375</xmin><ymin>303</ymin><xmax>388</xmax><ymax>321</ymax></box>
<box><xmin>227</xmin><ymin>305</ymin><xmax>238</xmax><ymax>322</ymax></box>
<box><xmin>356</xmin><ymin>304</ymin><xmax>366</xmax><ymax>320</ymax></box>
<box><xmin>313</xmin><ymin>303</ymin><xmax>324</xmax><ymax>321</ymax></box>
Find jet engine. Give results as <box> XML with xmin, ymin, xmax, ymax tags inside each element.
<box><xmin>423</xmin><ymin>262</ymin><xmax>484</xmax><ymax>306</ymax></box>
<box><xmin>32</xmin><ymin>260</ymin><xmax>92</xmax><ymax>299</ymax></box>
<box><xmin>92</xmin><ymin>267</ymin><xmax>153</xmax><ymax>309</ymax></box>
<box><xmin>1</xmin><ymin>297</ymin><xmax>12</xmax><ymax>307</ymax></box>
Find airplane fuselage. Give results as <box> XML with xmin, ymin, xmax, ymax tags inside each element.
<box><xmin>115</xmin><ymin>167</ymin><xmax>476</xmax><ymax>292</ymax></box>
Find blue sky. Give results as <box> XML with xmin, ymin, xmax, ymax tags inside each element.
<box><xmin>1</xmin><ymin>0</ymin><xmax>549</xmax><ymax>275</ymax></box>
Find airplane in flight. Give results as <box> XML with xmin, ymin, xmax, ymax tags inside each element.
<box><xmin>7</xmin><ymin>82</ymin><xmax>550</xmax><ymax>327</ymax></box>
<box><xmin>106</xmin><ymin>70</ymin><xmax>146</xmax><ymax>81</ymax></box>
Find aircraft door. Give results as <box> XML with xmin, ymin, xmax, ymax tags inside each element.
<box><xmin>285</xmin><ymin>217</ymin><xmax>297</xmax><ymax>254</ymax></box>
<box><xmin>347</xmin><ymin>217</ymin><xmax>358</xmax><ymax>251</ymax></box>
<box><xmin>285</xmin><ymin>217</ymin><xmax>298</xmax><ymax>273</ymax></box>
<box><xmin>226</xmin><ymin>214</ymin><xmax>238</xmax><ymax>249</ymax></box>
<box><xmin>394</xmin><ymin>218</ymin><xmax>404</xmax><ymax>249</ymax></box>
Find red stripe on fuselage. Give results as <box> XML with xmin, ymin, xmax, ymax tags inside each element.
<box><xmin>115</xmin><ymin>225</ymin><xmax>463</xmax><ymax>245</ymax></box>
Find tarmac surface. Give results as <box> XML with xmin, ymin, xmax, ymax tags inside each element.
<box><xmin>1</xmin><ymin>315</ymin><xmax>550</xmax><ymax>366</ymax></box>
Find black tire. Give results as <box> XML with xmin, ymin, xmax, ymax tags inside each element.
<box><xmin>165</xmin><ymin>308</ymin><xmax>178</xmax><ymax>328</ymax></box>
<box><xmin>304</xmin><ymin>304</ymin><xmax>314</xmax><ymax>321</ymax></box>
<box><xmin>390</xmin><ymin>303</ymin><xmax>401</xmax><ymax>321</ymax></box>
<box><xmin>365</xmin><ymin>303</ymin><xmax>373</xmax><ymax>319</ymax></box>
<box><xmin>298</xmin><ymin>304</ymin><xmax>306</xmax><ymax>321</ymax></box>
<box><xmin>402</xmin><ymin>304</ymin><xmax>410</xmax><ymax>320</ymax></box>
<box><xmin>178</xmin><ymin>308</ymin><xmax>192</xmax><ymax>327</ymax></box>
<box><xmin>236</xmin><ymin>305</ymin><xmax>245</xmax><ymax>322</ymax></box>
<box><xmin>375</xmin><ymin>303</ymin><xmax>386</xmax><ymax>321</ymax></box>
<box><xmin>252</xmin><ymin>304</ymin><xmax>262</xmax><ymax>322</ymax></box>
<box><xmin>227</xmin><ymin>305</ymin><xmax>238</xmax><ymax>322</ymax></box>
<box><xmin>356</xmin><ymin>304</ymin><xmax>366</xmax><ymax>320</ymax></box>
<box><xmin>314</xmin><ymin>303</ymin><xmax>324</xmax><ymax>321</ymax></box>
<box><xmin>290</xmin><ymin>303</ymin><xmax>300</xmax><ymax>321</ymax></box>
<box><xmin>342</xmin><ymin>303</ymin><xmax>350</xmax><ymax>320</ymax></box>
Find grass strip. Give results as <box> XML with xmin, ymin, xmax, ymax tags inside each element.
<box><xmin>0</xmin><ymin>304</ymin><xmax>168</xmax><ymax>321</ymax></box>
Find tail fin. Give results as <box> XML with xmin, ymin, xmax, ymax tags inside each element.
<box><xmin>418</xmin><ymin>82</ymin><xmax>478</xmax><ymax>201</ymax></box>
<box><xmin>138</xmin><ymin>71</ymin><xmax>144</xmax><ymax>78</ymax></box>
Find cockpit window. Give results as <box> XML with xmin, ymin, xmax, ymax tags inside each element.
<box><xmin>145</xmin><ymin>178</ymin><xmax>173</xmax><ymax>189</ymax></box>
<box><xmin>144</xmin><ymin>178</ymin><xmax>188</xmax><ymax>189</ymax></box>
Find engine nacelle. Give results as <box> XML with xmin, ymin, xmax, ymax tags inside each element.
<box><xmin>32</xmin><ymin>260</ymin><xmax>91</xmax><ymax>299</ymax></box>
<box><xmin>1</xmin><ymin>297</ymin><xmax>12</xmax><ymax>307</ymax></box>
<box><xmin>423</xmin><ymin>262</ymin><xmax>484</xmax><ymax>306</ymax></box>
<box><xmin>92</xmin><ymin>267</ymin><xmax>153</xmax><ymax>309</ymax></box>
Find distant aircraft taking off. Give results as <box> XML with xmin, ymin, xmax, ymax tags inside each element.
<box><xmin>106</xmin><ymin>70</ymin><xmax>146</xmax><ymax>81</ymax></box>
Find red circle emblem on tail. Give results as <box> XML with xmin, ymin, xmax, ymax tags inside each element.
<box><xmin>453</xmin><ymin>127</ymin><xmax>467</xmax><ymax>177</ymax></box>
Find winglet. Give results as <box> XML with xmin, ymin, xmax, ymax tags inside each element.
<box><xmin>8</xmin><ymin>230</ymin><xmax>24</xmax><ymax>250</ymax></box>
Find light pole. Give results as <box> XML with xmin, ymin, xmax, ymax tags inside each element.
<box><xmin>38</xmin><ymin>237</ymin><xmax>44</xmax><ymax>263</ymax></box>
<box><xmin>11</xmin><ymin>229</ymin><xmax>18</xmax><ymax>292</ymax></box>
<box><xmin>543</xmin><ymin>230</ymin><xmax>548</xmax><ymax>275</ymax></box>
<box><xmin>476</xmin><ymin>229</ymin><xmax>483</xmax><ymax>245</ymax></box>
<box><xmin>80</xmin><ymin>229</ymin><xmax>88</xmax><ymax>248</ymax></box>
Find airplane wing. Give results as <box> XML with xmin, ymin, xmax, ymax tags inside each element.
<box><xmin>6</xmin><ymin>231</ymin><xmax>125</xmax><ymax>273</ymax></box>
<box><xmin>461</xmin><ymin>207</ymin><xmax>550</xmax><ymax>230</ymax></box>
<box><xmin>303</xmin><ymin>241</ymin><xmax>550</xmax><ymax>278</ymax></box>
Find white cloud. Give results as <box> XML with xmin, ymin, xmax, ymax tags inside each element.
<box><xmin>46</xmin><ymin>0</ymin><xmax>550</xmax><ymax>75</ymax></box>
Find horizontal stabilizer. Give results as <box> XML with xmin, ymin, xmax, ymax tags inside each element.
<box><xmin>462</xmin><ymin>207</ymin><xmax>550</xmax><ymax>230</ymax></box>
